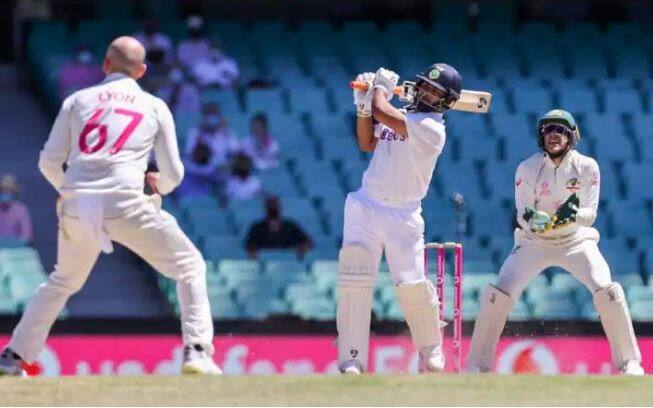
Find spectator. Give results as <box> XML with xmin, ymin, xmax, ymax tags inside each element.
<box><xmin>176</xmin><ymin>103</ymin><xmax>239</xmax><ymax>197</ymax></box>
<box><xmin>245</xmin><ymin>196</ymin><xmax>313</xmax><ymax>259</ymax></box>
<box><xmin>139</xmin><ymin>46</ymin><xmax>170</xmax><ymax>93</ymax></box>
<box><xmin>133</xmin><ymin>20</ymin><xmax>173</xmax><ymax>63</ymax></box>
<box><xmin>191</xmin><ymin>43</ymin><xmax>240</xmax><ymax>89</ymax></box>
<box><xmin>58</xmin><ymin>45</ymin><xmax>103</xmax><ymax>100</ymax></box>
<box><xmin>155</xmin><ymin>66</ymin><xmax>201</xmax><ymax>116</ymax></box>
<box><xmin>177</xmin><ymin>15</ymin><xmax>211</xmax><ymax>70</ymax></box>
<box><xmin>224</xmin><ymin>153</ymin><xmax>262</xmax><ymax>203</ymax></box>
<box><xmin>0</xmin><ymin>175</ymin><xmax>33</xmax><ymax>244</ymax></box>
<box><xmin>240</xmin><ymin>113</ymin><xmax>279</xmax><ymax>170</ymax></box>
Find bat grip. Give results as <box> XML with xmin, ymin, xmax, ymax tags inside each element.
<box><xmin>349</xmin><ymin>81</ymin><xmax>403</xmax><ymax>96</ymax></box>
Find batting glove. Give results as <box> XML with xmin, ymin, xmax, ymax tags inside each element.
<box><xmin>353</xmin><ymin>72</ymin><xmax>375</xmax><ymax>117</ymax></box>
<box><xmin>373</xmin><ymin>67</ymin><xmax>399</xmax><ymax>102</ymax></box>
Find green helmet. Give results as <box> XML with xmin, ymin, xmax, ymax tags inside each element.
<box><xmin>537</xmin><ymin>109</ymin><xmax>581</xmax><ymax>149</ymax></box>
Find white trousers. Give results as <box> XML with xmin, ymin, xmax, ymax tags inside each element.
<box><xmin>342</xmin><ymin>190</ymin><xmax>425</xmax><ymax>284</ymax></box>
<box><xmin>8</xmin><ymin>195</ymin><xmax>213</xmax><ymax>362</ymax></box>
<box><xmin>496</xmin><ymin>231</ymin><xmax>612</xmax><ymax>298</ymax></box>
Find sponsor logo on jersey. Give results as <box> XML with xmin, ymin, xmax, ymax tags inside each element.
<box><xmin>379</xmin><ymin>128</ymin><xmax>406</xmax><ymax>142</ymax></box>
<box><xmin>566</xmin><ymin>178</ymin><xmax>581</xmax><ymax>192</ymax></box>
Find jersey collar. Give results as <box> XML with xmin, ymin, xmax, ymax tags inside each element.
<box><xmin>543</xmin><ymin>149</ymin><xmax>580</xmax><ymax>170</ymax></box>
<box><xmin>102</xmin><ymin>72</ymin><xmax>133</xmax><ymax>84</ymax></box>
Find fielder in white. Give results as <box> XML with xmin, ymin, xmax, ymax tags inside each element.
<box><xmin>337</xmin><ymin>63</ymin><xmax>463</xmax><ymax>374</ymax></box>
<box><xmin>467</xmin><ymin>109</ymin><xmax>644</xmax><ymax>375</ymax></box>
<box><xmin>0</xmin><ymin>37</ymin><xmax>221</xmax><ymax>376</ymax></box>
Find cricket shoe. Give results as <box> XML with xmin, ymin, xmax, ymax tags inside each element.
<box><xmin>0</xmin><ymin>348</ymin><xmax>27</xmax><ymax>377</ymax></box>
<box><xmin>419</xmin><ymin>345</ymin><xmax>445</xmax><ymax>373</ymax></box>
<box><xmin>181</xmin><ymin>344</ymin><xmax>222</xmax><ymax>375</ymax></box>
<box><xmin>621</xmin><ymin>360</ymin><xmax>644</xmax><ymax>376</ymax></box>
<box><xmin>339</xmin><ymin>360</ymin><xmax>363</xmax><ymax>375</ymax></box>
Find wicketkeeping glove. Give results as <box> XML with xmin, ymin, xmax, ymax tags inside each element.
<box><xmin>551</xmin><ymin>193</ymin><xmax>579</xmax><ymax>230</ymax></box>
<box><xmin>523</xmin><ymin>206</ymin><xmax>553</xmax><ymax>234</ymax></box>
<box><xmin>353</xmin><ymin>72</ymin><xmax>375</xmax><ymax>117</ymax></box>
<box><xmin>373</xmin><ymin>67</ymin><xmax>399</xmax><ymax>102</ymax></box>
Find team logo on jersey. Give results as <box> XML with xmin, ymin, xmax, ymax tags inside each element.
<box><xmin>566</xmin><ymin>178</ymin><xmax>581</xmax><ymax>192</ymax></box>
<box><xmin>429</xmin><ymin>68</ymin><xmax>441</xmax><ymax>80</ymax></box>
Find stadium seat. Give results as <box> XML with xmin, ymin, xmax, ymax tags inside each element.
<box><xmin>531</xmin><ymin>301</ymin><xmax>579</xmax><ymax>319</ymax></box>
<box><xmin>603</xmin><ymin>89</ymin><xmax>643</xmax><ymax>114</ymax></box>
<box><xmin>629</xmin><ymin>300</ymin><xmax>653</xmax><ymax>322</ymax></box>
<box><xmin>287</xmin><ymin>87</ymin><xmax>330</xmax><ymax>115</ymax></box>
<box><xmin>557</xmin><ymin>88</ymin><xmax>599</xmax><ymax>114</ymax></box>
<box><xmin>512</xmin><ymin>87</ymin><xmax>554</xmax><ymax>115</ymax></box>
<box><xmin>244</xmin><ymin>89</ymin><xmax>287</xmax><ymax>116</ymax></box>
<box><xmin>622</xmin><ymin>163</ymin><xmax>653</xmax><ymax>200</ymax></box>
<box><xmin>509</xmin><ymin>299</ymin><xmax>531</xmax><ymax>320</ymax></box>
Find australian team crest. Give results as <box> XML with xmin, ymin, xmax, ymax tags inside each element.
<box><xmin>566</xmin><ymin>178</ymin><xmax>581</xmax><ymax>192</ymax></box>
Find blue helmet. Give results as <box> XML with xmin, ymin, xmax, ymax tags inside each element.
<box><xmin>412</xmin><ymin>63</ymin><xmax>463</xmax><ymax>113</ymax></box>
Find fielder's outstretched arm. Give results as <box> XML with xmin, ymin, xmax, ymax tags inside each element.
<box><xmin>372</xmin><ymin>89</ymin><xmax>408</xmax><ymax>137</ymax></box>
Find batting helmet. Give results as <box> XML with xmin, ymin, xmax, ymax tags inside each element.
<box><xmin>411</xmin><ymin>63</ymin><xmax>462</xmax><ymax>113</ymax></box>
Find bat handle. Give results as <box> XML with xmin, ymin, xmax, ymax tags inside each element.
<box><xmin>349</xmin><ymin>81</ymin><xmax>403</xmax><ymax>96</ymax></box>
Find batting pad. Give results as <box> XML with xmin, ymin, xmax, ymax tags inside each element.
<box><xmin>594</xmin><ymin>282</ymin><xmax>642</xmax><ymax>368</ymax></box>
<box><xmin>337</xmin><ymin>245</ymin><xmax>376</xmax><ymax>372</ymax></box>
<box><xmin>467</xmin><ymin>285</ymin><xmax>513</xmax><ymax>372</ymax></box>
<box><xmin>396</xmin><ymin>280</ymin><xmax>442</xmax><ymax>349</ymax></box>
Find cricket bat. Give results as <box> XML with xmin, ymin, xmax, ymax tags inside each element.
<box><xmin>349</xmin><ymin>80</ymin><xmax>492</xmax><ymax>114</ymax></box>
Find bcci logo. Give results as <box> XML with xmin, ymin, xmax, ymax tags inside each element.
<box><xmin>429</xmin><ymin>69</ymin><xmax>441</xmax><ymax>80</ymax></box>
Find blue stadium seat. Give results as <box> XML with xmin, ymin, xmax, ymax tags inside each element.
<box><xmin>203</xmin><ymin>235</ymin><xmax>247</xmax><ymax>261</ymax></box>
<box><xmin>610</xmin><ymin>202</ymin><xmax>652</xmax><ymax>237</ymax></box>
<box><xmin>509</xmin><ymin>299</ymin><xmax>531</xmax><ymax>320</ymax></box>
<box><xmin>611</xmin><ymin>46</ymin><xmax>651</xmax><ymax>80</ymax></box>
<box><xmin>446</xmin><ymin>113</ymin><xmax>488</xmax><ymax>137</ymax></box>
<box><xmin>456</xmin><ymin>136</ymin><xmax>498</xmax><ymax>161</ymax></box>
<box><xmin>581</xmin><ymin>113</ymin><xmax>625</xmax><ymax>140</ymax></box>
<box><xmin>484</xmin><ymin>160</ymin><xmax>520</xmax><ymax>202</ymax></box>
<box><xmin>531</xmin><ymin>301</ymin><xmax>579</xmax><ymax>320</ymax></box>
<box><xmin>557</xmin><ymin>88</ymin><xmax>599</xmax><ymax>114</ymax></box>
<box><xmin>512</xmin><ymin>87</ymin><xmax>554</xmax><ymax>114</ymax></box>
<box><xmin>287</xmin><ymin>87</ymin><xmax>330</xmax><ymax>115</ymax></box>
<box><xmin>567</xmin><ymin>45</ymin><xmax>608</xmax><ymax>79</ymax></box>
<box><xmin>629</xmin><ymin>300</ymin><xmax>653</xmax><ymax>322</ymax></box>
<box><xmin>201</xmin><ymin>90</ymin><xmax>241</xmax><ymax>115</ymax></box>
<box><xmin>591</xmin><ymin>132</ymin><xmax>634</xmax><ymax>161</ymax></box>
<box><xmin>471</xmin><ymin>202</ymin><xmax>513</xmax><ymax>238</ymax></box>
<box><xmin>244</xmin><ymin>89</ymin><xmax>287</xmax><ymax>116</ymax></box>
<box><xmin>622</xmin><ymin>163</ymin><xmax>653</xmax><ymax>200</ymax></box>
<box><xmin>604</xmin><ymin>89</ymin><xmax>643</xmax><ymax>114</ymax></box>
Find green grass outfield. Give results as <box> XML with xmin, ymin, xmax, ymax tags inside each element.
<box><xmin>2</xmin><ymin>374</ymin><xmax>653</xmax><ymax>406</ymax></box>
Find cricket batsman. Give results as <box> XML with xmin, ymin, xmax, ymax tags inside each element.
<box><xmin>0</xmin><ymin>37</ymin><xmax>221</xmax><ymax>376</ymax></box>
<box><xmin>466</xmin><ymin>109</ymin><xmax>644</xmax><ymax>375</ymax></box>
<box><xmin>337</xmin><ymin>64</ymin><xmax>462</xmax><ymax>374</ymax></box>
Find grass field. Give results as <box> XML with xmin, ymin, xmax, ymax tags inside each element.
<box><xmin>3</xmin><ymin>375</ymin><xmax>653</xmax><ymax>406</ymax></box>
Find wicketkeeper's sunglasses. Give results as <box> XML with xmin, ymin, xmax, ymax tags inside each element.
<box><xmin>541</xmin><ymin>123</ymin><xmax>573</xmax><ymax>138</ymax></box>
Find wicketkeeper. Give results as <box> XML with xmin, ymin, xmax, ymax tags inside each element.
<box><xmin>467</xmin><ymin>109</ymin><xmax>644</xmax><ymax>375</ymax></box>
